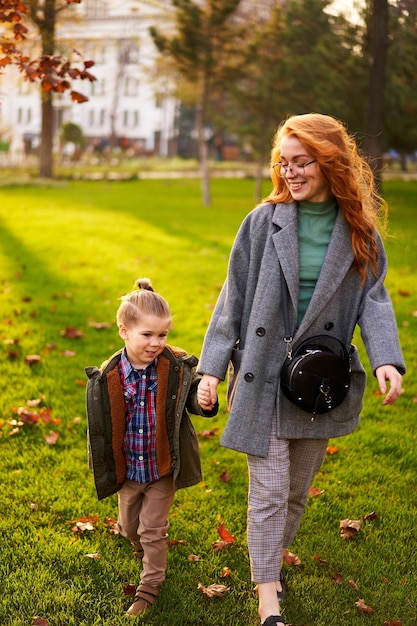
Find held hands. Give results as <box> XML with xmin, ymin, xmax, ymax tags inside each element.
<box><xmin>197</xmin><ymin>374</ymin><xmax>220</xmax><ymax>411</ymax></box>
<box><xmin>375</xmin><ymin>365</ymin><xmax>403</xmax><ymax>405</ymax></box>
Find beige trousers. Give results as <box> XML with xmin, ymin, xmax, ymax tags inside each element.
<box><xmin>117</xmin><ymin>475</ymin><xmax>175</xmax><ymax>588</ymax></box>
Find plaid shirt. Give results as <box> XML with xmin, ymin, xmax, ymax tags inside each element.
<box><xmin>118</xmin><ymin>348</ymin><xmax>159</xmax><ymax>484</ymax></box>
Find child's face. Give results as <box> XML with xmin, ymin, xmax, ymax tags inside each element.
<box><xmin>119</xmin><ymin>314</ymin><xmax>171</xmax><ymax>369</ymax></box>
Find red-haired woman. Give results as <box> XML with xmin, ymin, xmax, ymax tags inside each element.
<box><xmin>196</xmin><ymin>113</ymin><xmax>405</xmax><ymax>626</ymax></box>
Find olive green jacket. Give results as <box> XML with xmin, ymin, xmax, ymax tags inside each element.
<box><xmin>85</xmin><ymin>345</ymin><xmax>217</xmax><ymax>500</ymax></box>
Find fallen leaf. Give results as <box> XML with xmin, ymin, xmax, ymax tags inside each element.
<box><xmin>105</xmin><ymin>518</ymin><xmax>119</xmax><ymax>534</ymax></box>
<box><xmin>212</xmin><ymin>540</ymin><xmax>233</xmax><ymax>551</ymax></box>
<box><xmin>71</xmin><ymin>519</ymin><xmax>96</xmax><ymax>533</ymax></box>
<box><xmin>398</xmin><ymin>289</ymin><xmax>410</xmax><ymax>297</ymax></box>
<box><xmin>45</xmin><ymin>431</ymin><xmax>60</xmax><ymax>445</ymax></box>
<box><xmin>340</xmin><ymin>518</ymin><xmax>361</xmax><ymax>539</ymax></box>
<box><xmin>309</xmin><ymin>487</ymin><xmax>325</xmax><ymax>497</ymax></box>
<box><xmin>220</xmin><ymin>566</ymin><xmax>231</xmax><ymax>578</ymax></box>
<box><xmin>27</xmin><ymin>396</ymin><xmax>44</xmax><ymax>407</ymax></box>
<box><xmin>17</xmin><ymin>407</ymin><xmax>39</xmax><ymax>424</ymax></box>
<box><xmin>313</xmin><ymin>553</ymin><xmax>328</xmax><ymax>563</ymax></box>
<box><xmin>33</xmin><ymin>618</ymin><xmax>49</xmax><ymax>626</ymax></box>
<box><xmin>197</xmin><ymin>583</ymin><xmax>229</xmax><ymax>598</ymax></box>
<box><xmin>25</xmin><ymin>354</ymin><xmax>41</xmax><ymax>365</ymax></box>
<box><xmin>283</xmin><ymin>550</ymin><xmax>302</xmax><ymax>566</ymax></box>
<box><xmin>363</xmin><ymin>511</ymin><xmax>378</xmax><ymax>520</ymax></box>
<box><xmin>326</xmin><ymin>445</ymin><xmax>339</xmax><ymax>454</ymax></box>
<box><xmin>188</xmin><ymin>554</ymin><xmax>201</xmax><ymax>561</ymax></box>
<box><xmin>84</xmin><ymin>553</ymin><xmax>100</xmax><ymax>559</ymax></box>
<box><xmin>332</xmin><ymin>571</ymin><xmax>343</xmax><ymax>584</ymax></box>
<box><xmin>220</xmin><ymin>470</ymin><xmax>231</xmax><ymax>483</ymax></box>
<box><xmin>62</xmin><ymin>349</ymin><xmax>76</xmax><ymax>357</ymax></box>
<box><xmin>349</xmin><ymin>579</ymin><xmax>359</xmax><ymax>590</ymax></box>
<box><xmin>198</xmin><ymin>427</ymin><xmax>219</xmax><ymax>437</ymax></box>
<box><xmin>60</xmin><ymin>326</ymin><xmax>85</xmax><ymax>338</ymax></box>
<box><xmin>355</xmin><ymin>598</ymin><xmax>374</xmax><ymax>614</ymax></box>
<box><xmin>217</xmin><ymin>521</ymin><xmax>235</xmax><ymax>544</ymax></box>
<box><xmin>88</xmin><ymin>321</ymin><xmax>111</xmax><ymax>329</ymax></box>
<box><xmin>383</xmin><ymin>621</ymin><xmax>402</xmax><ymax>626</ymax></box>
<box><xmin>169</xmin><ymin>539</ymin><xmax>188</xmax><ymax>546</ymax></box>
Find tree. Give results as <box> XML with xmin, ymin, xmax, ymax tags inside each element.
<box><xmin>224</xmin><ymin>0</ymin><xmax>366</xmax><ymax>200</ymax></box>
<box><xmin>0</xmin><ymin>0</ymin><xmax>95</xmax><ymax>177</ymax></box>
<box><xmin>362</xmin><ymin>0</ymin><xmax>389</xmax><ymax>189</ymax></box>
<box><xmin>150</xmin><ymin>0</ymin><xmax>243</xmax><ymax>206</ymax></box>
<box><xmin>383</xmin><ymin>0</ymin><xmax>417</xmax><ymax>170</ymax></box>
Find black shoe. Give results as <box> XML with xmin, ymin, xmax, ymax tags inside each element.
<box><xmin>262</xmin><ymin>617</ymin><xmax>284</xmax><ymax>626</ymax></box>
<box><xmin>277</xmin><ymin>570</ymin><xmax>286</xmax><ymax>601</ymax></box>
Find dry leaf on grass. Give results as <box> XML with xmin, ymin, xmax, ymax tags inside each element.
<box><xmin>25</xmin><ymin>354</ymin><xmax>41</xmax><ymax>365</ymax></box>
<box><xmin>340</xmin><ymin>518</ymin><xmax>362</xmax><ymax>539</ymax></box>
<box><xmin>355</xmin><ymin>598</ymin><xmax>374</xmax><ymax>614</ymax></box>
<box><xmin>220</xmin><ymin>566</ymin><xmax>231</xmax><ymax>578</ymax></box>
<box><xmin>283</xmin><ymin>550</ymin><xmax>302</xmax><ymax>566</ymax></box>
<box><xmin>197</xmin><ymin>583</ymin><xmax>229</xmax><ymax>598</ymax></box>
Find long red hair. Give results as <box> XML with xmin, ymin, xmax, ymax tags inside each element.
<box><xmin>264</xmin><ymin>113</ymin><xmax>387</xmax><ymax>283</ymax></box>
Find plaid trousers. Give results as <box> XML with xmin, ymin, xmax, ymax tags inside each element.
<box><xmin>247</xmin><ymin>423</ymin><xmax>328</xmax><ymax>583</ymax></box>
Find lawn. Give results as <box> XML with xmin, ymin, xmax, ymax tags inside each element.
<box><xmin>0</xmin><ymin>177</ymin><xmax>416</xmax><ymax>626</ymax></box>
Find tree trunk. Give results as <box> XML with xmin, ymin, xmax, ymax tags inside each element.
<box><xmin>34</xmin><ymin>0</ymin><xmax>56</xmax><ymax>179</ymax></box>
<box><xmin>363</xmin><ymin>0</ymin><xmax>389</xmax><ymax>191</ymax></box>
<box><xmin>39</xmin><ymin>90</ymin><xmax>54</xmax><ymax>178</ymax></box>
<box><xmin>196</xmin><ymin>77</ymin><xmax>211</xmax><ymax>207</ymax></box>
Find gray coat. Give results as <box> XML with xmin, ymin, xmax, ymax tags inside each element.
<box><xmin>198</xmin><ymin>202</ymin><xmax>405</xmax><ymax>457</ymax></box>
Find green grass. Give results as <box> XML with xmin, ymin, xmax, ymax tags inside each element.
<box><xmin>0</xmin><ymin>178</ymin><xmax>416</xmax><ymax>626</ymax></box>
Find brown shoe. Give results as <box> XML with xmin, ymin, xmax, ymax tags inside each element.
<box><xmin>126</xmin><ymin>584</ymin><xmax>160</xmax><ymax>617</ymax></box>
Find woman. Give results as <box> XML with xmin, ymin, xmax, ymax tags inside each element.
<box><xmin>196</xmin><ymin>113</ymin><xmax>405</xmax><ymax>626</ymax></box>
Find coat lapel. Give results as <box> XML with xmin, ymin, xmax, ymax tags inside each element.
<box><xmin>297</xmin><ymin>211</ymin><xmax>354</xmax><ymax>334</ymax></box>
<box><xmin>272</xmin><ymin>202</ymin><xmax>299</xmax><ymax>308</ymax></box>
<box><xmin>271</xmin><ymin>203</ymin><xmax>355</xmax><ymax>336</ymax></box>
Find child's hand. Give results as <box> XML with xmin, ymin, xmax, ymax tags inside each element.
<box><xmin>197</xmin><ymin>374</ymin><xmax>220</xmax><ymax>410</ymax></box>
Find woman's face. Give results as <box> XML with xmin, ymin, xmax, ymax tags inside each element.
<box><xmin>279</xmin><ymin>135</ymin><xmax>331</xmax><ymax>203</ymax></box>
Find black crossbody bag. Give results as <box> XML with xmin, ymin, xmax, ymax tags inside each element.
<box><xmin>279</xmin><ymin>270</ymin><xmax>351</xmax><ymax>419</ymax></box>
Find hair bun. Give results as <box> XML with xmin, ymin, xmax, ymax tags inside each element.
<box><xmin>135</xmin><ymin>277</ymin><xmax>154</xmax><ymax>292</ymax></box>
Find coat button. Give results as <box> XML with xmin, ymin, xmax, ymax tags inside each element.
<box><xmin>244</xmin><ymin>372</ymin><xmax>254</xmax><ymax>382</ymax></box>
<box><xmin>256</xmin><ymin>327</ymin><xmax>266</xmax><ymax>336</ymax></box>
<box><xmin>325</xmin><ymin>322</ymin><xmax>334</xmax><ymax>330</ymax></box>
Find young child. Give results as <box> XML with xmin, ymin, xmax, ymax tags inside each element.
<box><xmin>85</xmin><ymin>278</ymin><xmax>218</xmax><ymax>617</ymax></box>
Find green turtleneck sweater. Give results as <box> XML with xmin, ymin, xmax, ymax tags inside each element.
<box><xmin>297</xmin><ymin>197</ymin><xmax>338</xmax><ymax>326</ymax></box>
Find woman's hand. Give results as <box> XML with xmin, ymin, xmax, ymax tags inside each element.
<box><xmin>197</xmin><ymin>374</ymin><xmax>220</xmax><ymax>410</ymax></box>
<box><xmin>375</xmin><ymin>365</ymin><xmax>403</xmax><ymax>405</ymax></box>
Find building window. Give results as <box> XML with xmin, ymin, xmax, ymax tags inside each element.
<box><xmin>99</xmin><ymin>109</ymin><xmax>106</xmax><ymax>126</ymax></box>
<box><xmin>122</xmin><ymin>110</ymin><xmax>140</xmax><ymax>128</ymax></box>
<box><xmin>124</xmin><ymin>76</ymin><xmax>139</xmax><ymax>98</ymax></box>
<box><xmin>91</xmin><ymin>78</ymin><xmax>105</xmax><ymax>97</ymax></box>
<box><xmin>89</xmin><ymin>110</ymin><xmax>95</xmax><ymax>126</ymax></box>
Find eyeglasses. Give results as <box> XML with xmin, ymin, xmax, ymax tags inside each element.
<box><xmin>272</xmin><ymin>159</ymin><xmax>317</xmax><ymax>178</ymax></box>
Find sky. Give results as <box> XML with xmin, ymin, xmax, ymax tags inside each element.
<box><xmin>327</xmin><ymin>0</ymin><xmax>362</xmax><ymax>22</ymax></box>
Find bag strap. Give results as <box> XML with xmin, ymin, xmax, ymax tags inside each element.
<box><xmin>280</xmin><ymin>267</ymin><xmax>294</xmax><ymax>359</ymax></box>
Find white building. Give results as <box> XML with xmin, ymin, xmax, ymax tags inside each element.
<box><xmin>0</xmin><ymin>0</ymin><xmax>178</xmax><ymax>162</ymax></box>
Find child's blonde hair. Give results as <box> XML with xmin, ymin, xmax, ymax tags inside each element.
<box><xmin>116</xmin><ymin>278</ymin><xmax>172</xmax><ymax>327</ymax></box>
